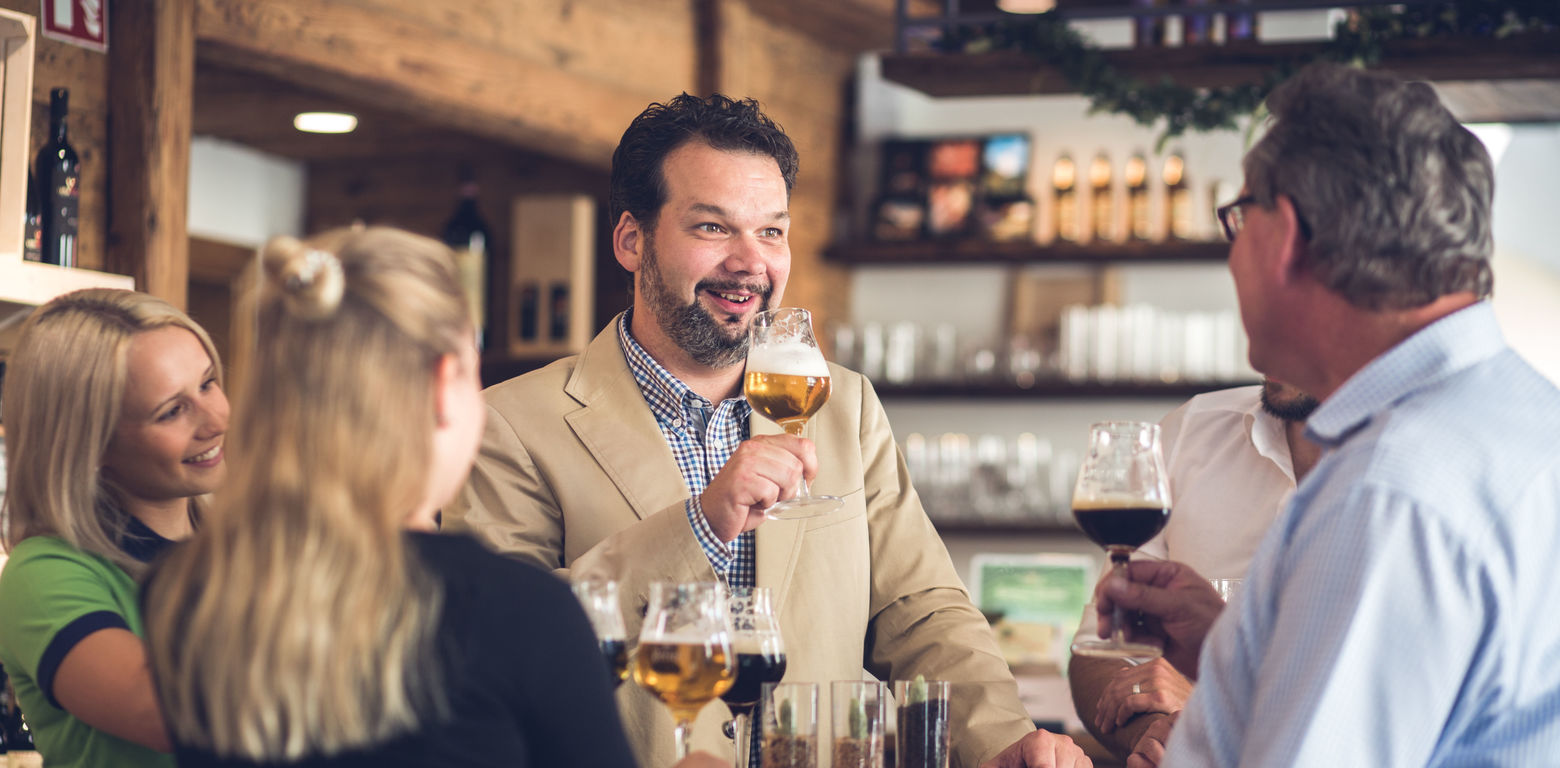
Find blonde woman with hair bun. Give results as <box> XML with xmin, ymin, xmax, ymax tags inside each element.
<box><xmin>143</xmin><ymin>227</ymin><xmax>721</xmax><ymax>768</ymax></box>
<box><xmin>0</xmin><ymin>289</ymin><xmax>229</xmax><ymax>768</ymax></box>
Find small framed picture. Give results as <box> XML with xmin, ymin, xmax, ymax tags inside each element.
<box><xmin>978</xmin><ymin>196</ymin><xmax>1036</xmax><ymax>242</ymax></box>
<box><xmin>872</xmin><ymin>197</ymin><xmax>926</xmax><ymax>241</ymax></box>
<box><xmin>927</xmin><ymin>138</ymin><xmax>982</xmax><ymax>180</ymax></box>
<box><xmin>926</xmin><ymin>179</ymin><xmax>976</xmax><ymax>237</ymax></box>
<box><xmin>981</xmin><ymin>134</ymin><xmax>1032</xmax><ymax>198</ymax></box>
<box><xmin>879</xmin><ymin>140</ymin><xmax>929</xmax><ymax>198</ymax></box>
<box><xmin>970</xmin><ymin>553</ymin><xmax>1096</xmax><ymax>627</ymax></box>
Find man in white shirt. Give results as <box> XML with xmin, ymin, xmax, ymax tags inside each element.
<box><xmin>1068</xmin><ymin>380</ymin><xmax>1320</xmax><ymax>760</ymax></box>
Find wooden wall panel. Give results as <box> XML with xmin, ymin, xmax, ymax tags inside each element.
<box><xmin>5</xmin><ymin>0</ymin><xmax>110</xmax><ymax>271</ymax></box>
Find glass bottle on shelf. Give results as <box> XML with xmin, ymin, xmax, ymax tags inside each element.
<box><xmin>1226</xmin><ymin>0</ymin><xmax>1258</xmax><ymax>41</ymax></box>
<box><xmin>1132</xmin><ymin>0</ymin><xmax>1167</xmax><ymax>47</ymax></box>
<box><xmin>34</xmin><ymin>88</ymin><xmax>80</xmax><ymax>268</ymax></box>
<box><xmin>1052</xmin><ymin>154</ymin><xmax>1079</xmax><ymax>244</ymax></box>
<box><xmin>1181</xmin><ymin>0</ymin><xmax>1215</xmax><ymax>44</ymax></box>
<box><xmin>441</xmin><ymin>167</ymin><xmax>492</xmax><ymax>350</ymax></box>
<box><xmin>1125</xmin><ymin>153</ymin><xmax>1151</xmax><ymax>242</ymax></box>
<box><xmin>1088</xmin><ymin>152</ymin><xmax>1114</xmax><ymax>244</ymax></box>
<box><xmin>1163</xmin><ymin>151</ymin><xmax>1194</xmax><ymax>241</ymax></box>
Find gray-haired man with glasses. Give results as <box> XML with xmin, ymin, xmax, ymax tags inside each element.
<box><xmin>1096</xmin><ymin>62</ymin><xmax>1560</xmax><ymax>767</ymax></box>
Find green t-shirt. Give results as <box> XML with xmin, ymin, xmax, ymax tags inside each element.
<box><xmin>0</xmin><ymin>536</ymin><xmax>173</xmax><ymax>768</ymax></box>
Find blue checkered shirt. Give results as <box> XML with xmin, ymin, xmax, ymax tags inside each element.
<box><xmin>617</xmin><ymin>312</ymin><xmax>756</xmax><ymax>589</ymax></box>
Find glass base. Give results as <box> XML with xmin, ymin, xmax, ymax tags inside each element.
<box><xmin>765</xmin><ymin>494</ymin><xmax>842</xmax><ymax>520</ymax></box>
<box><xmin>1071</xmin><ymin>637</ymin><xmax>1163</xmax><ymax>660</ymax></box>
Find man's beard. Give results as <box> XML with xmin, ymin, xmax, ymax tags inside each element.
<box><xmin>640</xmin><ymin>237</ymin><xmax>772</xmax><ymax>368</ymax></box>
<box><xmin>1259</xmin><ymin>379</ymin><xmax>1321</xmax><ymax>423</ymax></box>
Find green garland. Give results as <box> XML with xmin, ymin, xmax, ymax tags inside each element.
<box><xmin>931</xmin><ymin>0</ymin><xmax>1560</xmax><ymax>147</ymax></box>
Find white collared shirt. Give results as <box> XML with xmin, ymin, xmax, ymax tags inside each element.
<box><xmin>1137</xmin><ymin>385</ymin><xmax>1296</xmax><ymax>578</ymax></box>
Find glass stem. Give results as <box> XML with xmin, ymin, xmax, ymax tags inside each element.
<box><xmin>1110</xmin><ymin>552</ymin><xmax>1130</xmax><ymax>646</ymax></box>
<box><xmin>733</xmin><ymin>712</ymin><xmax>752</xmax><ymax>768</ymax></box>
<box><xmin>674</xmin><ymin>719</ymin><xmax>692</xmax><ymax>760</ymax></box>
<box><xmin>782</xmin><ymin>420</ymin><xmax>809</xmax><ymax>498</ymax></box>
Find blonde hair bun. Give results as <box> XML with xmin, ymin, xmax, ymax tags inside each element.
<box><xmin>265</xmin><ymin>237</ymin><xmax>346</xmax><ymax>319</ymax></box>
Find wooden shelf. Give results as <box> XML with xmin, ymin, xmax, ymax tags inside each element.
<box><xmin>880</xmin><ymin>34</ymin><xmax>1560</xmax><ymax>101</ymax></box>
<box><xmin>875</xmin><ymin>379</ymin><xmax>1256</xmax><ymax>399</ymax></box>
<box><xmin>828</xmin><ymin>239</ymin><xmax>1228</xmax><ymax>266</ymax></box>
<box><xmin>930</xmin><ymin>518</ymin><xmax>1082</xmax><ymax>536</ymax></box>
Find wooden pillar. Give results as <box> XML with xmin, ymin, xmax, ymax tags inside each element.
<box><xmin>107</xmin><ymin>0</ymin><xmax>195</xmax><ymax>307</ymax></box>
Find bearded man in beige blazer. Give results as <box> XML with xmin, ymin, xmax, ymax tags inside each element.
<box><xmin>446</xmin><ymin>93</ymin><xmax>1088</xmax><ymax>768</ymax></box>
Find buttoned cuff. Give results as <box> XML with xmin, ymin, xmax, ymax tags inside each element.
<box><xmin>685</xmin><ymin>496</ymin><xmax>734</xmax><ymax>574</ymax></box>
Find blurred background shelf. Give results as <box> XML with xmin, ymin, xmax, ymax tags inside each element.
<box><xmin>828</xmin><ymin>239</ymin><xmax>1230</xmax><ymax>266</ymax></box>
<box><xmin>874</xmin><ymin>379</ymin><xmax>1257</xmax><ymax>400</ymax></box>
<box><xmin>879</xmin><ymin>34</ymin><xmax>1560</xmax><ymax>123</ymax></box>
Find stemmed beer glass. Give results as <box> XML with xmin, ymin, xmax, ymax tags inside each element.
<box><xmin>720</xmin><ymin>586</ymin><xmax>787</xmax><ymax>768</ymax></box>
<box><xmin>634</xmin><ymin>582</ymin><xmax>736</xmax><ymax>759</ymax></box>
<box><xmin>745</xmin><ymin>307</ymin><xmax>842</xmax><ymax>518</ymax></box>
<box><xmin>571</xmin><ymin>579</ymin><xmax>630</xmax><ymax>688</ymax></box>
<box><xmin>1070</xmin><ymin>421</ymin><xmax>1173</xmax><ymax>659</ymax></box>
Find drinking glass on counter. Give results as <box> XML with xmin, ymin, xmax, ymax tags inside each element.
<box><xmin>722</xmin><ymin>587</ymin><xmax>787</xmax><ymax>768</ymax></box>
<box><xmin>894</xmin><ymin>678</ymin><xmax>949</xmax><ymax>768</ymax></box>
<box><xmin>571</xmin><ymin>579</ymin><xmax>629</xmax><ymax>689</ymax></box>
<box><xmin>633</xmin><ymin>582</ymin><xmax>735</xmax><ymax>759</ymax></box>
<box><xmin>760</xmin><ymin>682</ymin><xmax>817</xmax><ymax>768</ymax></box>
<box><xmin>745</xmin><ymin>308</ymin><xmax>841</xmax><ymax>518</ymax></box>
<box><xmin>830</xmin><ymin>680</ymin><xmax>885</xmax><ymax>768</ymax></box>
<box><xmin>1070</xmin><ymin>421</ymin><xmax>1173</xmax><ymax>659</ymax></box>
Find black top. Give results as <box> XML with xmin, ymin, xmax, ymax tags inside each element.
<box><xmin>167</xmin><ymin>533</ymin><xmax>638</xmax><ymax>768</ymax></box>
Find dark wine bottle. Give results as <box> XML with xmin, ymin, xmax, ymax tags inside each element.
<box><xmin>35</xmin><ymin>88</ymin><xmax>80</xmax><ymax>268</ymax></box>
<box><xmin>441</xmin><ymin>169</ymin><xmax>492</xmax><ymax>350</ymax></box>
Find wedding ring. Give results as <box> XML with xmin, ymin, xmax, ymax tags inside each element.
<box><xmin>1132</xmin><ymin>682</ymin><xmax>1143</xmax><ymax>695</ymax></box>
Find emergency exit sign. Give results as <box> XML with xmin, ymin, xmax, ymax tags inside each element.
<box><xmin>43</xmin><ymin>0</ymin><xmax>107</xmax><ymax>53</ymax></box>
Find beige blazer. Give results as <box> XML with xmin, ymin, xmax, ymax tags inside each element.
<box><xmin>446</xmin><ymin>320</ymin><xmax>1033</xmax><ymax>767</ymax></box>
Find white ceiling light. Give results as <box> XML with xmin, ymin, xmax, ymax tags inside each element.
<box><xmin>997</xmin><ymin>0</ymin><xmax>1057</xmax><ymax>13</ymax></box>
<box><xmin>293</xmin><ymin>112</ymin><xmax>358</xmax><ymax>134</ymax></box>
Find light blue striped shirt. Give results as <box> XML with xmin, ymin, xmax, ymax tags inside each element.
<box><xmin>1167</xmin><ymin>303</ymin><xmax>1560</xmax><ymax>767</ymax></box>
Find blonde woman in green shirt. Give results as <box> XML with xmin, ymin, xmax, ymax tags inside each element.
<box><xmin>0</xmin><ymin>289</ymin><xmax>228</xmax><ymax>768</ymax></box>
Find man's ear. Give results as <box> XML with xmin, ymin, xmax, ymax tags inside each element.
<box><xmin>1271</xmin><ymin>194</ymin><xmax>1310</xmax><ymax>285</ymax></box>
<box><xmin>614</xmin><ymin>211</ymin><xmax>645</xmax><ymax>273</ymax></box>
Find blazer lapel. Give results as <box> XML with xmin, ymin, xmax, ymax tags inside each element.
<box><xmin>563</xmin><ymin>321</ymin><xmax>690</xmax><ymax>521</ymax></box>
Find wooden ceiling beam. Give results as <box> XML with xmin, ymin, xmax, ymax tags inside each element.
<box><xmin>194</xmin><ymin>0</ymin><xmax>665</xmax><ymax>170</ymax></box>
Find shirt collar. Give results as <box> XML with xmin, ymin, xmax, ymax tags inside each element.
<box><xmin>1306</xmin><ymin>302</ymin><xmax>1505</xmax><ymax>449</ymax></box>
<box><xmin>616</xmin><ymin>310</ymin><xmax>751</xmax><ymax>426</ymax></box>
<box><xmin>1244</xmin><ymin>395</ymin><xmax>1298</xmax><ymax>485</ymax></box>
<box><xmin>120</xmin><ymin>514</ymin><xmax>176</xmax><ymax>564</ymax></box>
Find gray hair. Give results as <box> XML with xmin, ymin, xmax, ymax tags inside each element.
<box><xmin>1243</xmin><ymin>63</ymin><xmax>1494</xmax><ymax>310</ymax></box>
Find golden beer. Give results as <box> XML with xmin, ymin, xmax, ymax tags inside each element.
<box><xmin>633</xmin><ymin>640</ymin><xmax>735</xmax><ymax>722</ymax></box>
<box><xmin>745</xmin><ymin>371</ymin><xmax>831</xmax><ymax>432</ymax></box>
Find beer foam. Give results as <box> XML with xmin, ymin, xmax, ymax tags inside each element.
<box><xmin>747</xmin><ymin>341</ymin><xmax>830</xmax><ymax>376</ymax></box>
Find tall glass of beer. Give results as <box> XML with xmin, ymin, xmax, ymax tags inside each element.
<box><xmin>1070</xmin><ymin>421</ymin><xmax>1173</xmax><ymax>659</ymax></box>
<box><xmin>745</xmin><ymin>307</ymin><xmax>843</xmax><ymax>518</ymax></box>
<box><xmin>634</xmin><ymin>582</ymin><xmax>736</xmax><ymax>759</ymax></box>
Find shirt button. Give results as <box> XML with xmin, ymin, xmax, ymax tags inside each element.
<box><xmin>672</xmin><ymin>418</ymin><xmax>683</xmax><ymax>427</ymax></box>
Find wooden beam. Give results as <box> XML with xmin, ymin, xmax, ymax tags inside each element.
<box><xmin>195</xmin><ymin>0</ymin><xmax>672</xmax><ymax>171</ymax></box>
<box><xmin>108</xmin><ymin>0</ymin><xmax>196</xmax><ymax>308</ymax></box>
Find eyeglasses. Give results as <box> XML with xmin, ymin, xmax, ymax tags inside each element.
<box><xmin>1215</xmin><ymin>195</ymin><xmax>1257</xmax><ymax>242</ymax></box>
<box><xmin>1215</xmin><ymin>194</ymin><xmax>1312</xmax><ymax>242</ymax></box>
